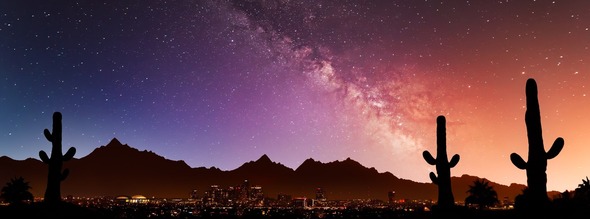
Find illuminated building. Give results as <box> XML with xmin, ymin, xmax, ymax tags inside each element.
<box><xmin>190</xmin><ymin>189</ymin><xmax>199</xmax><ymax>200</ymax></box>
<box><xmin>241</xmin><ymin>180</ymin><xmax>251</xmax><ymax>201</ymax></box>
<box><xmin>315</xmin><ymin>187</ymin><xmax>326</xmax><ymax>201</ymax></box>
<box><xmin>115</xmin><ymin>196</ymin><xmax>129</xmax><ymax>205</ymax></box>
<box><xmin>314</xmin><ymin>187</ymin><xmax>327</xmax><ymax>207</ymax></box>
<box><xmin>250</xmin><ymin>186</ymin><xmax>264</xmax><ymax>206</ymax></box>
<box><xmin>388</xmin><ymin>191</ymin><xmax>396</xmax><ymax>204</ymax></box>
<box><xmin>130</xmin><ymin>195</ymin><xmax>149</xmax><ymax>204</ymax></box>
<box><xmin>114</xmin><ymin>195</ymin><xmax>149</xmax><ymax>204</ymax></box>
<box><xmin>205</xmin><ymin>185</ymin><xmax>230</xmax><ymax>205</ymax></box>
<box><xmin>277</xmin><ymin>194</ymin><xmax>292</xmax><ymax>206</ymax></box>
<box><xmin>293</xmin><ymin>197</ymin><xmax>308</xmax><ymax>209</ymax></box>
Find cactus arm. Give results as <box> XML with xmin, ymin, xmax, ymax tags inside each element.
<box><xmin>423</xmin><ymin>151</ymin><xmax>437</xmax><ymax>165</ymax></box>
<box><xmin>449</xmin><ymin>154</ymin><xmax>460</xmax><ymax>168</ymax></box>
<box><xmin>44</xmin><ymin>129</ymin><xmax>53</xmax><ymax>142</ymax></box>
<box><xmin>429</xmin><ymin>172</ymin><xmax>438</xmax><ymax>185</ymax></box>
<box><xmin>63</xmin><ymin>147</ymin><xmax>76</xmax><ymax>161</ymax></box>
<box><xmin>61</xmin><ymin>169</ymin><xmax>69</xmax><ymax>181</ymax></box>
<box><xmin>39</xmin><ymin>150</ymin><xmax>50</xmax><ymax>163</ymax></box>
<box><xmin>546</xmin><ymin>137</ymin><xmax>564</xmax><ymax>159</ymax></box>
<box><xmin>510</xmin><ymin>153</ymin><xmax>527</xmax><ymax>170</ymax></box>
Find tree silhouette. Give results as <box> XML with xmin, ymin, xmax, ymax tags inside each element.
<box><xmin>1</xmin><ymin>177</ymin><xmax>34</xmax><ymax>205</ymax></box>
<box><xmin>39</xmin><ymin>112</ymin><xmax>76</xmax><ymax>204</ymax></box>
<box><xmin>514</xmin><ymin>188</ymin><xmax>529</xmax><ymax>210</ymax></box>
<box><xmin>574</xmin><ymin>177</ymin><xmax>590</xmax><ymax>205</ymax></box>
<box><xmin>465</xmin><ymin>179</ymin><xmax>498</xmax><ymax>209</ymax></box>
<box><xmin>423</xmin><ymin>115</ymin><xmax>460</xmax><ymax>209</ymax></box>
<box><xmin>509</xmin><ymin>78</ymin><xmax>564</xmax><ymax>210</ymax></box>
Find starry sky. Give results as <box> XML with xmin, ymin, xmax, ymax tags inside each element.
<box><xmin>1</xmin><ymin>0</ymin><xmax>590</xmax><ymax>192</ymax></box>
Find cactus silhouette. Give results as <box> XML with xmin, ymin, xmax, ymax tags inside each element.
<box><xmin>510</xmin><ymin>78</ymin><xmax>564</xmax><ymax>209</ymax></box>
<box><xmin>423</xmin><ymin>115</ymin><xmax>460</xmax><ymax>209</ymax></box>
<box><xmin>39</xmin><ymin>112</ymin><xmax>76</xmax><ymax>204</ymax></box>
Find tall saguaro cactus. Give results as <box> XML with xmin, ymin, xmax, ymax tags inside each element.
<box><xmin>510</xmin><ymin>78</ymin><xmax>564</xmax><ymax>208</ymax></box>
<box><xmin>423</xmin><ymin>116</ymin><xmax>460</xmax><ymax>209</ymax></box>
<box><xmin>39</xmin><ymin>112</ymin><xmax>76</xmax><ymax>204</ymax></box>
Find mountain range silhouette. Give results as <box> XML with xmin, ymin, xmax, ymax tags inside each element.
<box><xmin>0</xmin><ymin>138</ymin><xmax>543</xmax><ymax>201</ymax></box>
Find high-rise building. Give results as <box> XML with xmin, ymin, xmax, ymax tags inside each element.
<box><xmin>241</xmin><ymin>179</ymin><xmax>251</xmax><ymax>201</ymax></box>
<box><xmin>250</xmin><ymin>186</ymin><xmax>264</xmax><ymax>206</ymax></box>
<box><xmin>205</xmin><ymin>185</ymin><xmax>230</xmax><ymax>206</ymax></box>
<box><xmin>277</xmin><ymin>194</ymin><xmax>292</xmax><ymax>206</ymax></box>
<box><xmin>190</xmin><ymin>189</ymin><xmax>199</xmax><ymax>200</ymax></box>
<box><xmin>388</xmin><ymin>191</ymin><xmax>396</xmax><ymax>204</ymax></box>
<box><xmin>315</xmin><ymin>187</ymin><xmax>326</xmax><ymax>201</ymax></box>
<box><xmin>251</xmin><ymin>186</ymin><xmax>263</xmax><ymax>200</ymax></box>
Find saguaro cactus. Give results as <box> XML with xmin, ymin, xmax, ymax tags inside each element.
<box><xmin>423</xmin><ymin>116</ymin><xmax>460</xmax><ymax>208</ymax></box>
<box><xmin>39</xmin><ymin>112</ymin><xmax>76</xmax><ymax>204</ymax></box>
<box><xmin>510</xmin><ymin>78</ymin><xmax>564</xmax><ymax>208</ymax></box>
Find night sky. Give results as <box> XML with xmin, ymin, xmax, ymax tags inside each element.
<box><xmin>1</xmin><ymin>0</ymin><xmax>590</xmax><ymax>192</ymax></box>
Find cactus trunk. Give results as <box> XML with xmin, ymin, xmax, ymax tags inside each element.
<box><xmin>510</xmin><ymin>78</ymin><xmax>564</xmax><ymax>209</ymax></box>
<box><xmin>423</xmin><ymin>116</ymin><xmax>460</xmax><ymax>209</ymax></box>
<box><xmin>39</xmin><ymin>112</ymin><xmax>76</xmax><ymax>204</ymax></box>
<box><xmin>524</xmin><ymin>78</ymin><xmax>549</xmax><ymax>205</ymax></box>
<box><xmin>435</xmin><ymin>116</ymin><xmax>454</xmax><ymax>207</ymax></box>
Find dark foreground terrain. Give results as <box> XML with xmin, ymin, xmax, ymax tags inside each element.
<box><xmin>2</xmin><ymin>204</ymin><xmax>590</xmax><ymax>219</ymax></box>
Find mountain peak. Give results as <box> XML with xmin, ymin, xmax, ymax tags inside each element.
<box><xmin>256</xmin><ymin>154</ymin><xmax>272</xmax><ymax>163</ymax></box>
<box><xmin>340</xmin><ymin>157</ymin><xmax>361</xmax><ymax>166</ymax></box>
<box><xmin>299</xmin><ymin>158</ymin><xmax>318</xmax><ymax>165</ymax></box>
<box><xmin>106</xmin><ymin>138</ymin><xmax>123</xmax><ymax>147</ymax></box>
<box><xmin>295</xmin><ymin>158</ymin><xmax>321</xmax><ymax>172</ymax></box>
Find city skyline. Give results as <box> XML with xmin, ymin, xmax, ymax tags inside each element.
<box><xmin>2</xmin><ymin>0</ymin><xmax>590</xmax><ymax>193</ymax></box>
